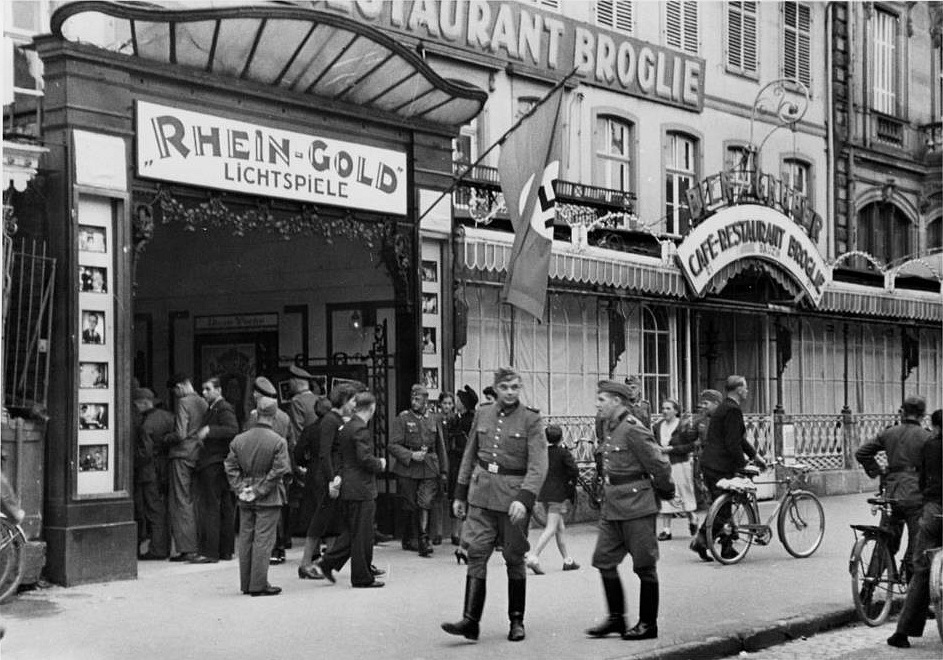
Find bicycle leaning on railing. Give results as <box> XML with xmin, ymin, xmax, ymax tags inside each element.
<box><xmin>0</xmin><ymin>513</ymin><xmax>27</xmax><ymax>603</ymax></box>
<box><xmin>848</xmin><ymin>485</ymin><xmax>911</xmax><ymax>626</ymax></box>
<box><xmin>703</xmin><ymin>460</ymin><xmax>825</xmax><ymax>565</ymax></box>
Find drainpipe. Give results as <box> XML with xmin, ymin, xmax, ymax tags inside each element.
<box><xmin>826</xmin><ymin>3</ymin><xmax>835</xmax><ymax>261</ymax></box>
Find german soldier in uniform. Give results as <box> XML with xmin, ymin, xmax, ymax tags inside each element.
<box><xmin>623</xmin><ymin>375</ymin><xmax>652</xmax><ymax>430</ymax></box>
<box><xmin>587</xmin><ymin>380</ymin><xmax>673</xmax><ymax>641</ymax></box>
<box><xmin>442</xmin><ymin>367</ymin><xmax>547</xmax><ymax>642</ymax></box>
<box><xmin>389</xmin><ymin>384</ymin><xmax>448</xmax><ymax>556</ymax></box>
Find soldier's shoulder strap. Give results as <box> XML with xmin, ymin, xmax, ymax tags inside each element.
<box><xmin>525</xmin><ymin>405</ymin><xmax>540</xmax><ymax>414</ymax></box>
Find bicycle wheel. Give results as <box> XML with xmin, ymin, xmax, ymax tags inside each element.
<box><xmin>0</xmin><ymin>518</ymin><xmax>25</xmax><ymax>603</ymax></box>
<box><xmin>705</xmin><ymin>492</ymin><xmax>758</xmax><ymax>565</ymax></box>
<box><xmin>849</xmin><ymin>535</ymin><xmax>894</xmax><ymax>626</ymax></box>
<box><xmin>778</xmin><ymin>491</ymin><xmax>825</xmax><ymax>558</ymax></box>
<box><xmin>929</xmin><ymin>548</ymin><xmax>943</xmax><ymax>641</ymax></box>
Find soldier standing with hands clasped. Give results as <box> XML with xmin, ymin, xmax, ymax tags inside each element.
<box><xmin>441</xmin><ymin>367</ymin><xmax>547</xmax><ymax>643</ymax></box>
<box><xmin>586</xmin><ymin>380</ymin><xmax>674</xmax><ymax>641</ymax></box>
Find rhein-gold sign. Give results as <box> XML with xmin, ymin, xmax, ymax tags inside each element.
<box><xmin>136</xmin><ymin>101</ymin><xmax>407</xmax><ymax>215</ymax></box>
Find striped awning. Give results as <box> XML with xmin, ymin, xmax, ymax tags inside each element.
<box><xmin>460</xmin><ymin>228</ymin><xmax>942</xmax><ymax>322</ymax></box>
<box><xmin>819</xmin><ymin>286</ymin><xmax>942</xmax><ymax>322</ymax></box>
<box><xmin>51</xmin><ymin>1</ymin><xmax>487</xmax><ymax>130</ymax></box>
<box><xmin>460</xmin><ymin>228</ymin><xmax>687</xmax><ymax>298</ymax></box>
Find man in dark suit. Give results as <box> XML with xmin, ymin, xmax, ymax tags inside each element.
<box><xmin>314</xmin><ymin>391</ymin><xmax>387</xmax><ymax>588</ymax></box>
<box><xmin>193</xmin><ymin>376</ymin><xmax>239</xmax><ymax>563</ymax></box>
<box><xmin>224</xmin><ymin>397</ymin><xmax>290</xmax><ymax>596</ymax></box>
<box><xmin>133</xmin><ymin>388</ymin><xmax>173</xmax><ymax>560</ymax></box>
<box><xmin>689</xmin><ymin>375</ymin><xmax>766</xmax><ymax>562</ymax></box>
<box><xmin>82</xmin><ymin>313</ymin><xmax>103</xmax><ymax>344</ymax></box>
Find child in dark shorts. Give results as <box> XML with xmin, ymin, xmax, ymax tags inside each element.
<box><xmin>525</xmin><ymin>424</ymin><xmax>580</xmax><ymax>574</ymax></box>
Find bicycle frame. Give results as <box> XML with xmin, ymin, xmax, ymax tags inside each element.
<box><xmin>724</xmin><ymin>469</ymin><xmax>807</xmax><ymax>543</ymax></box>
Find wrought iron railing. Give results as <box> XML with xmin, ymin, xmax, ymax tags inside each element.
<box><xmin>544</xmin><ymin>411</ymin><xmax>914</xmax><ymax>477</ymax></box>
<box><xmin>2</xmin><ymin>238</ymin><xmax>56</xmax><ymax>413</ymax></box>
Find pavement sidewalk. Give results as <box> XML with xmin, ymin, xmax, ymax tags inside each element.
<box><xmin>0</xmin><ymin>493</ymin><xmax>922</xmax><ymax>660</ymax></box>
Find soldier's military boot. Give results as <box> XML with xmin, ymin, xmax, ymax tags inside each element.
<box><xmin>623</xmin><ymin>582</ymin><xmax>659</xmax><ymax>640</ymax></box>
<box><xmin>441</xmin><ymin>576</ymin><xmax>486</xmax><ymax>641</ymax></box>
<box><xmin>507</xmin><ymin>578</ymin><xmax>526</xmax><ymax>641</ymax></box>
<box><xmin>586</xmin><ymin>576</ymin><xmax>627</xmax><ymax>637</ymax></box>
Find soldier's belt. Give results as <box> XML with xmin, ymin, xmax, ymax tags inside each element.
<box><xmin>478</xmin><ymin>459</ymin><xmax>526</xmax><ymax>476</ymax></box>
<box><xmin>605</xmin><ymin>474</ymin><xmax>648</xmax><ymax>486</ymax></box>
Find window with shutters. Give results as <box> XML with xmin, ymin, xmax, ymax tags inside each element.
<box><xmin>529</xmin><ymin>0</ymin><xmax>560</xmax><ymax>12</ymax></box>
<box><xmin>594</xmin><ymin>115</ymin><xmax>634</xmax><ymax>193</ymax></box>
<box><xmin>665</xmin><ymin>1</ymin><xmax>699</xmax><ymax>55</ymax></box>
<box><xmin>782</xmin><ymin>158</ymin><xmax>812</xmax><ymax>205</ymax></box>
<box><xmin>664</xmin><ymin>132</ymin><xmax>697</xmax><ymax>235</ymax></box>
<box><xmin>726</xmin><ymin>1</ymin><xmax>758</xmax><ymax>76</ymax></box>
<box><xmin>597</xmin><ymin>0</ymin><xmax>634</xmax><ymax>35</ymax></box>
<box><xmin>782</xmin><ymin>2</ymin><xmax>811</xmax><ymax>88</ymax></box>
<box><xmin>868</xmin><ymin>8</ymin><xmax>900</xmax><ymax>116</ymax></box>
<box><xmin>856</xmin><ymin>202</ymin><xmax>912</xmax><ymax>268</ymax></box>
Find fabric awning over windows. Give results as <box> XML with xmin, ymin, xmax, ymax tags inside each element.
<box><xmin>459</xmin><ymin>228</ymin><xmax>688</xmax><ymax>298</ymax></box>
<box><xmin>460</xmin><ymin>228</ymin><xmax>942</xmax><ymax>322</ymax></box>
<box><xmin>51</xmin><ymin>1</ymin><xmax>487</xmax><ymax>130</ymax></box>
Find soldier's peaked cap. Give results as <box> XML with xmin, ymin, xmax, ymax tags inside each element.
<box><xmin>598</xmin><ymin>380</ymin><xmax>631</xmax><ymax>401</ymax></box>
<box><xmin>289</xmin><ymin>364</ymin><xmax>313</xmax><ymax>379</ymax></box>
<box><xmin>253</xmin><ymin>377</ymin><xmax>277</xmax><ymax>398</ymax></box>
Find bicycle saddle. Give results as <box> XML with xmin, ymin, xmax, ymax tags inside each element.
<box><xmin>737</xmin><ymin>465</ymin><xmax>762</xmax><ymax>478</ymax></box>
<box><xmin>866</xmin><ymin>496</ymin><xmax>896</xmax><ymax>507</ymax></box>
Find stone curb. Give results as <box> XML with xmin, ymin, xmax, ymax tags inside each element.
<box><xmin>618</xmin><ymin>607</ymin><xmax>860</xmax><ymax>660</ymax></box>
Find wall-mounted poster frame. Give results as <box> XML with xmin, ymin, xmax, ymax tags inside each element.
<box><xmin>420</xmin><ymin>241</ymin><xmax>442</xmax><ymax>399</ymax></box>
<box><xmin>74</xmin><ymin>187</ymin><xmax>128</xmax><ymax>497</ymax></box>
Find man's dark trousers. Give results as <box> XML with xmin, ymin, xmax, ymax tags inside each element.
<box><xmin>321</xmin><ymin>499</ymin><xmax>376</xmax><ymax>586</ymax></box>
<box><xmin>196</xmin><ymin>463</ymin><xmax>235</xmax><ymax>559</ymax></box>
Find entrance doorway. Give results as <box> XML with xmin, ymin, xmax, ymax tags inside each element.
<box><xmin>194</xmin><ymin>331</ymin><xmax>278</xmax><ymax>428</ymax></box>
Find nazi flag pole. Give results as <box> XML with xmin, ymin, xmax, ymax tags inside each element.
<box><xmin>416</xmin><ymin>65</ymin><xmax>580</xmax><ymax>224</ymax></box>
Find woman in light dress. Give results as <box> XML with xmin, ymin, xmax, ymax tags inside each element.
<box><xmin>653</xmin><ymin>399</ymin><xmax>699</xmax><ymax>540</ymax></box>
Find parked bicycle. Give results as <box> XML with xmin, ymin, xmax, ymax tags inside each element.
<box><xmin>704</xmin><ymin>460</ymin><xmax>825</xmax><ymax>564</ymax></box>
<box><xmin>532</xmin><ymin>438</ymin><xmax>602</xmax><ymax>527</ymax></box>
<box><xmin>848</xmin><ymin>485</ymin><xmax>910</xmax><ymax>626</ymax></box>
<box><xmin>0</xmin><ymin>514</ymin><xmax>26</xmax><ymax>603</ymax></box>
<box><xmin>930</xmin><ymin>545</ymin><xmax>943</xmax><ymax>641</ymax></box>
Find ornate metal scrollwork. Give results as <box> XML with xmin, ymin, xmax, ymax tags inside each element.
<box><xmin>750</xmin><ymin>78</ymin><xmax>811</xmax><ymax>155</ymax></box>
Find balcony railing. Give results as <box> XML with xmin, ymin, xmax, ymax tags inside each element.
<box><xmin>862</xmin><ymin>111</ymin><xmax>929</xmax><ymax>159</ymax></box>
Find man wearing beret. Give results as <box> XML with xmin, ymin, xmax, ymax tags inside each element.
<box><xmin>389</xmin><ymin>384</ymin><xmax>449</xmax><ymax>557</ymax></box>
<box><xmin>225</xmin><ymin>397</ymin><xmax>291</xmax><ymax>596</ymax></box>
<box><xmin>690</xmin><ymin>376</ymin><xmax>766</xmax><ymax>562</ymax></box>
<box><xmin>586</xmin><ymin>380</ymin><xmax>673</xmax><ymax>641</ymax></box>
<box><xmin>245</xmin><ymin>376</ymin><xmax>293</xmax><ymax>563</ymax></box>
<box><xmin>166</xmin><ymin>373</ymin><xmax>208</xmax><ymax>562</ymax></box>
<box><xmin>442</xmin><ymin>367</ymin><xmax>547</xmax><ymax>642</ymax></box>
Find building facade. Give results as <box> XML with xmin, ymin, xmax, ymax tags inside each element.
<box><xmin>1</xmin><ymin>0</ymin><xmax>941</xmax><ymax>585</ymax></box>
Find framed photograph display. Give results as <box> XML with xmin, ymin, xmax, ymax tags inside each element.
<box><xmin>81</xmin><ymin>311</ymin><xmax>106</xmax><ymax>345</ymax></box>
<box><xmin>421</xmin><ymin>293</ymin><xmax>438</xmax><ymax>315</ymax></box>
<box><xmin>420</xmin><ymin>241</ymin><xmax>443</xmax><ymax>398</ymax></box>
<box><xmin>76</xmin><ymin>190</ymin><xmax>119</xmax><ymax>496</ymax></box>
<box><xmin>421</xmin><ymin>260</ymin><xmax>437</xmax><ymax>283</ymax></box>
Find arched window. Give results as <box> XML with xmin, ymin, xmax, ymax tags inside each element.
<box><xmin>856</xmin><ymin>202</ymin><xmax>911</xmax><ymax>267</ymax></box>
<box><xmin>641</xmin><ymin>306</ymin><xmax>670</xmax><ymax>406</ymax></box>
<box><xmin>927</xmin><ymin>217</ymin><xmax>941</xmax><ymax>253</ymax></box>
<box><xmin>595</xmin><ymin>115</ymin><xmax>634</xmax><ymax>193</ymax></box>
<box><xmin>665</xmin><ymin>131</ymin><xmax>698</xmax><ymax>234</ymax></box>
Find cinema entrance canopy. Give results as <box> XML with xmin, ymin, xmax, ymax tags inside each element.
<box><xmin>36</xmin><ymin>0</ymin><xmax>487</xmax><ymax>586</ymax></box>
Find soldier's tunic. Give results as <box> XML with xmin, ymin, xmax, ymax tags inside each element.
<box><xmin>592</xmin><ymin>411</ymin><xmax>673</xmax><ymax>582</ymax></box>
<box><xmin>455</xmin><ymin>401</ymin><xmax>547</xmax><ymax>580</ymax></box>
<box><xmin>389</xmin><ymin>409</ymin><xmax>448</xmax><ymax>512</ymax></box>
<box><xmin>627</xmin><ymin>398</ymin><xmax>653</xmax><ymax>430</ymax></box>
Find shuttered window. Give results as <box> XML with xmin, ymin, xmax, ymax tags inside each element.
<box><xmin>783</xmin><ymin>2</ymin><xmax>811</xmax><ymax>87</ymax></box>
<box><xmin>597</xmin><ymin>0</ymin><xmax>634</xmax><ymax>34</ymax></box>
<box><xmin>727</xmin><ymin>1</ymin><xmax>758</xmax><ymax>75</ymax></box>
<box><xmin>665</xmin><ymin>1</ymin><xmax>699</xmax><ymax>55</ymax></box>
<box><xmin>869</xmin><ymin>8</ymin><xmax>899</xmax><ymax>116</ymax></box>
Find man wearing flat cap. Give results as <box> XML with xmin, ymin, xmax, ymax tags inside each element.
<box><xmin>586</xmin><ymin>380</ymin><xmax>673</xmax><ymax>641</ymax></box>
<box><xmin>133</xmin><ymin>388</ymin><xmax>173</xmax><ymax>560</ymax></box>
<box><xmin>166</xmin><ymin>373</ymin><xmax>208</xmax><ymax>562</ymax></box>
<box><xmin>225</xmin><ymin>397</ymin><xmax>291</xmax><ymax>596</ymax></box>
<box><xmin>442</xmin><ymin>367</ymin><xmax>547</xmax><ymax>643</ymax></box>
<box><xmin>390</xmin><ymin>384</ymin><xmax>449</xmax><ymax>557</ymax></box>
<box><xmin>856</xmin><ymin>394</ymin><xmax>931</xmax><ymax>581</ymax></box>
<box><xmin>245</xmin><ymin>376</ymin><xmax>293</xmax><ymax>563</ymax></box>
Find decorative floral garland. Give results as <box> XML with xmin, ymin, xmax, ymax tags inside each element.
<box><xmin>149</xmin><ymin>186</ymin><xmax>391</xmax><ymax>251</ymax></box>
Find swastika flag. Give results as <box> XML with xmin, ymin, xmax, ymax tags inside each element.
<box><xmin>498</xmin><ymin>86</ymin><xmax>565</xmax><ymax>321</ymax></box>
